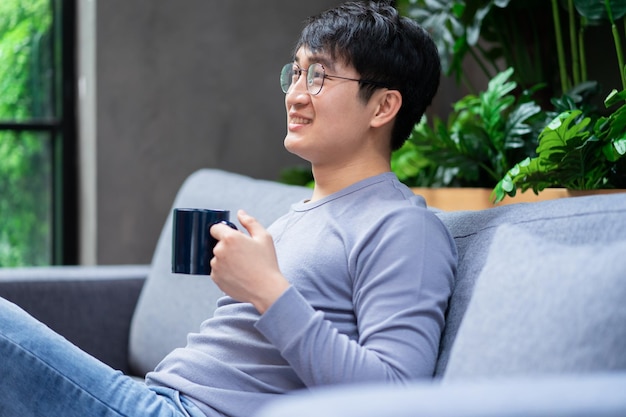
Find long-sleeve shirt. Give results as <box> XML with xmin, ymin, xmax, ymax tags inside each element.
<box><xmin>146</xmin><ymin>172</ymin><xmax>457</xmax><ymax>417</ymax></box>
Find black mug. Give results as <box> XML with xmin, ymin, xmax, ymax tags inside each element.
<box><xmin>171</xmin><ymin>208</ymin><xmax>237</xmax><ymax>275</ymax></box>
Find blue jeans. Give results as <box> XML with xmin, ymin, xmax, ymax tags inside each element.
<box><xmin>0</xmin><ymin>297</ymin><xmax>206</xmax><ymax>417</ymax></box>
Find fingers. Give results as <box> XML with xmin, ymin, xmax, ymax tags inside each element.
<box><xmin>237</xmin><ymin>210</ymin><xmax>267</xmax><ymax>239</ymax></box>
<box><xmin>210</xmin><ymin>210</ymin><xmax>265</xmax><ymax>240</ymax></box>
<box><xmin>210</xmin><ymin>220</ymin><xmax>238</xmax><ymax>240</ymax></box>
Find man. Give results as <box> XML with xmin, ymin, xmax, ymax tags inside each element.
<box><xmin>0</xmin><ymin>2</ymin><xmax>456</xmax><ymax>417</ymax></box>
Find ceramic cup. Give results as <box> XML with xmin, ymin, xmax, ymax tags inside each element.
<box><xmin>171</xmin><ymin>208</ymin><xmax>237</xmax><ymax>275</ymax></box>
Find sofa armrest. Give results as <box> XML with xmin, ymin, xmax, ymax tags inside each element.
<box><xmin>0</xmin><ymin>265</ymin><xmax>149</xmax><ymax>375</ymax></box>
<box><xmin>255</xmin><ymin>373</ymin><xmax>626</xmax><ymax>417</ymax></box>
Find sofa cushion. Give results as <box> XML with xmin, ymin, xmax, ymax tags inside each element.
<box><xmin>254</xmin><ymin>372</ymin><xmax>626</xmax><ymax>417</ymax></box>
<box><xmin>443</xmin><ymin>224</ymin><xmax>626</xmax><ymax>380</ymax></box>
<box><xmin>128</xmin><ymin>169</ymin><xmax>311</xmax><ymax>376</ymax></box>
<box><xmin>434</xmin><ymin>192</ymin><xmax>626</xmax><ymax>376</ymax></box>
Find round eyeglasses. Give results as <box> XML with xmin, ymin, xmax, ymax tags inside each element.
<box><xmin>280</xmin><ymin>63</ymin><xmax>385</xmax><ymax>95</ymax></box>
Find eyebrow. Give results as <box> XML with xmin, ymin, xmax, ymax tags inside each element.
<box><xmin>294</xmin><ymin>53</ymin><xmax>336</xmax><ymax>72</ymax></box>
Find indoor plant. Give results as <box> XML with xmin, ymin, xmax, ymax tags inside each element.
<box><xmin>391</xmin><ymin>67</ymin><xmax>545</xmax><ymax>188</ymax></box>
<box><xmin>492</xmin><ymin>0</ymin><xmax>626</xmax><ymax>202</ymax></box>
<box><xmin>395</xmin><ymin>0</ymin><xmax>626</xmax><ymax>204</ymax></box>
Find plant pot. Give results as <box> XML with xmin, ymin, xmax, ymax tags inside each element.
<box><xmin>411</xmin><ymin>187</ymin><xmax>625</xmax><ymax>211</ymax></box>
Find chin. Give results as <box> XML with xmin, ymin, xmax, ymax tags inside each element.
<box><xmin>283</xmin><ymin>134</ymin><xmax>301</xmax><ymax>154</ymax></box>
<box><xmin>284</xmin><ymin>136</ymin><xmax>312</xmax><ymax>162</ymax></box>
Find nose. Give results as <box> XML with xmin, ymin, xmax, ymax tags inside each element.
<box><xmin>285</xmin><ymin>74</ymin><xmax>310</xmax><ymax>106</ymax></box>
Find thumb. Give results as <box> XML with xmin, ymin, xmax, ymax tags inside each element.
<box><xmin>237</xmin><ymin>210</ymin><xmax>265</xmax><ymax>237</ymax></box>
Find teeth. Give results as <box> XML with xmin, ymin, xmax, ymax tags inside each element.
<box><xmin>291</xmin><ymin>117</ymin><xmax>311</xmax><ymax>124</ymax></box>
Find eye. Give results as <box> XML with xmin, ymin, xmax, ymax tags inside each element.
<box><xmin>291</xmin><ymin>66</ymin><xmax>302</xmax><ymax>81</ymax></box>
<box><xmin>309</xmin><ymin>63</ymin><xmax>324</xmax><ymax>80</ymax></box>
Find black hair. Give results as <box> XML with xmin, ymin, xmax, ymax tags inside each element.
<box><xmin>294</xmin><ymin>1</ymin><xmax>441</xmax><ymax>151</ymax></box>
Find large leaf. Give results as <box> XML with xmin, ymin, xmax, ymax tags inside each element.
<box><xmin>503</xmin><ymin>101</ymin><xmax>543</xmax><ymax>147</ymax></box>
<box><xmin>397</xmin><ymin>0</ymin><xmax>467</xmax><ymax>75</ymax></box>
<box><xmin>492</xmin><ymin>106</ymin><xmax>620</xmax><ymax>202</ymax></box>
<box><xmin>574</xmin><ymin>0</ymin><xmax>626</xmax><ymax>22</ymax></box>
<box><xmin>535</xmin><ymin>111</ymin><xmax>591</xmax><ymax>163</ymax></box>
<box><xmin>605</xmin><ymin>88</ymin><xmax>626</xmax><ymax>107</ymax></box>
<box><xmin>599</xmin><ymin>91</ymin><xmax>626</xmax><ymax>161</ymax></box>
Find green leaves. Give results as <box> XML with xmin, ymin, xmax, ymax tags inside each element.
<box><xmin>396</xmin><ymin>0</ymin><xmax>514</xmax><ymax>82</ymax></box>
<box><xmin>534</xmin><ymin>111</ymin><xmax>602</xmax><ymax>189</ymax></box>
<box><xmin>392</xmin><ymin>68</ymin><xmax>543</xmax><ymax>188</ymax></box>
<box><xmin>574</xmin><ymin>0</ymin><xmax>626</xmax><ymax>22</ymax></box>
<box><xmin>601</xmin><ymin>90</ymin><xmax>626</xmax><ymax>162</ymax></box>
<box><xmin>395</xmin><ymin>0</ymin><xmax>626</xmax><ymax>200</ymax></box>
<box><xmin>0</xmin><ymin>0</ymin><xmax>52</xmax><ymax>120</ymax></box>
<box><xmin>397</xmin><ymin>0</ymin><xmax>465</xmax><ymax>76</ymax></box>
<box><xmin>492</xmin><ymin>90</ymin><xmax>626</xmax><ymax>202</ymax></box>
<box><xmin>0</xmin><ymin>0</ymin><xmax>53</xmax><ymax>266</ymax></box>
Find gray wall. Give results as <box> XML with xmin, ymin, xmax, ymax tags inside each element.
<box><xmin>94</xmin><ymin>1</ymin><xmax>342</xmax><ymax>264</ymax></box>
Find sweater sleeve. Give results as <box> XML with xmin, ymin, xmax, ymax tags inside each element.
<box><xmin>255</xmin><ymin>208</ymin><xmax>456</xmax><ymax>387</ymax></box>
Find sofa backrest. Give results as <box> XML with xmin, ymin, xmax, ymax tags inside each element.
<box><xmin>128</xmin><ymin>168</ymin><xmax>626</xmax><ymax>380</ymax></box>
<box><xmin>434</xmin><ymin>192</ymin><xmax>626</xmax><ymax>377</ymax></box>
<box><xmin>128</xmin><ymin>169</ymin><xmax>311</xmax><ymax>376</ymax></box>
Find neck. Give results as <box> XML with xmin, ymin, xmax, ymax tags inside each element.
<box><xmin>310</xmin><ymin>158</ymin><xmax>391</xmax><ymax>202</ymax></box>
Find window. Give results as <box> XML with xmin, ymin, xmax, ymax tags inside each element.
<box><xmin>0</xmin><ymin>0</ymin><xmax>77</xmax><ymax>266</ymax></box>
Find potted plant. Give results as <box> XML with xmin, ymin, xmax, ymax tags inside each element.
<box><xmin>391</xmin><ymin>67</ymin><xmax>545</xmax><ymax>189</ymax></box>
<box><xmin>492</xmin><ymin>91</ymin><xmax>626</xmax><ymax>202</ymax></box>
<box><xmin>394</xmin><ymin>0</ymin><xmax>625</xmax><ymax>208</ymax></box>
<box><xmin>492</xmin><ymin>0</ymin><xmax>626</xmax><ymax>202</ymax></box>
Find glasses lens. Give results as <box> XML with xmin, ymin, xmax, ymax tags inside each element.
<box><xmin>280</xmin><ymin>63</ymin><xmax>324</xmax><ymax>95</ymax></box>
<box><xmin>307</xmin><ymin>63</ymin><xmax>324</xmax><ymax>95</ymax></box>
<box><xmin>280</xmin><ymin>64</ymin><xmax>294</xmax><ymax>93</ymax></box>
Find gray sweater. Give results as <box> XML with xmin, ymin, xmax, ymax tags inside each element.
<box><xmin>146</xmin><ymin>172</ymin><xmax>457</xmax><ymax>417</ymax></box>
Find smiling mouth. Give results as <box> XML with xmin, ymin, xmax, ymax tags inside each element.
<box><xmin>290</xmin><ymin>117</ymin><xmax>312</xmax><ymax>125</ymax></box>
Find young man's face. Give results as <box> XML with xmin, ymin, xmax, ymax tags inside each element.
<box><xmin>283</xmin><ymin>47</ymin><xmax>379</xmax><ymax>167</ymax></box>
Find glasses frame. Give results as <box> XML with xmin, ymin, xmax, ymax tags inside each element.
<box><xmin>280</xmin><ymin>63</ymin><xmax>386</xmax><ymax>95</ymax></box>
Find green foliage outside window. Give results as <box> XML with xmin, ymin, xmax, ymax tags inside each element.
<box><xmin>0</xmin><ymin>0</ymin><xmax>53</xmax><ymax>266</ymax></box>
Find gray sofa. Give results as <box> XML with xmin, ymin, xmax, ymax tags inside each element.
<box><xmin>1</xmin><ymin>169</ymin><xmax>625</xmax><ymax>416</ymax></box>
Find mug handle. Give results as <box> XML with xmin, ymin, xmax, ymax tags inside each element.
<box><xmin>219</xmin><ymin>220</ymin><xmax>238</xmax><ymax>230</ymax></box>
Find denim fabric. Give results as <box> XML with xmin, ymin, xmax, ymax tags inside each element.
<box><xmin>0</xmin><ymin>297</ymin><xmax>205</xmax><ymax>417</ymax></box>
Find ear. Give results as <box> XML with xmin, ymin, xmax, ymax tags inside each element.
<box><xmin>370</xmin><ymin>89</ymin><xmax>402</xmax><ymax>128</ymax></box>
